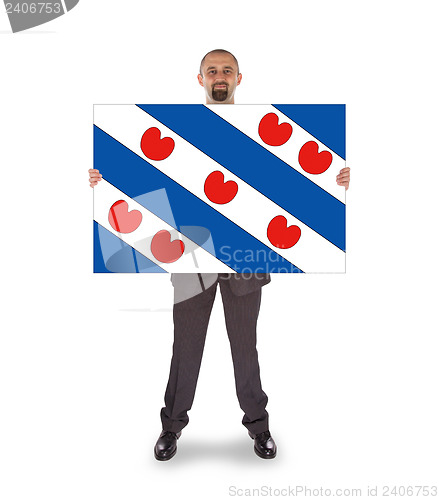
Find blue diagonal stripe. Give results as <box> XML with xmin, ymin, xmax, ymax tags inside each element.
<box><xmin>137</xmin><ymin>104</ymin><xmax>345</xmax><ymax>251</ymax></box>
<box><xmin>93</xmin><ymin>220</ymin><xmax>167</xmax><ymax>273</ymax></box>
<box><xmin>94</xmin><ymin>125</ymin><xmax>302</xmax><ymax>273</ymax></box>
<box><xmin>273</xmin><ymin>104</ymin><xmax>346</xmax><ymax>160</ymax></box>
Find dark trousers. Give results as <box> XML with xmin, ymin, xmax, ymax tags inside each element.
<box><xmin>160</xmin><ymin>274</ymin><xmax>269</xmax><ymax>435</ymax></box>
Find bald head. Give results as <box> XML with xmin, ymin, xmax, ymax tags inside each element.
<box><xmin>199</xmin><ymin>49</ymin><xmax>240</xmax><ymax>77</ymax></box>
<box><xmin>198</xmin><ymin>49</ymin><xmax>242</xmax><ymax>104</ymax></box>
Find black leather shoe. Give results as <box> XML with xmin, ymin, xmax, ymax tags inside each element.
<box><xmin>249</xmin><ymin>430</ymin><xmax>277</xmax><ymax>459</ymax></box>
<box><xmin>154</xmin><ymin>430</ymin><xmax>181</xmax><ymax>461</ymax></box>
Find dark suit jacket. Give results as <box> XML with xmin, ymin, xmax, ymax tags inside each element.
<box><xmin>170</xmin><ymin>273</ymin><xmax>270</xmax><ymax>302</ymax></box>
<box><xmin>224</xmin><ymin>273</ymin><xmax>271</xmax><ymax>296</ymax></box>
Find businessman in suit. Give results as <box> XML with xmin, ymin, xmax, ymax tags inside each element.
<box><xmin>156</xmin><ymin>49</ymin><xmax>276</xmax><ymax>461</ymax></box>
<box><xmin>89</xmin><ymin>49</ymin><xmax>351</xmax><ymax>461</ymax></box>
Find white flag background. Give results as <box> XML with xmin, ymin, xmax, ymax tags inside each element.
<box><xmin>1</xmin><ymin>1</ymin><xmax>438</xmax><ymax>499</ymax></box>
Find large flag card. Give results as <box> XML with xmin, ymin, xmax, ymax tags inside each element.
<box><xmin>93</xmin><ymin>104</ymin><xmax>346</xmax><ymax>274</ymax></box>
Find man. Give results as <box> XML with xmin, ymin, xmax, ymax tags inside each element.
<box><xmin>89</xmin><ymin>49</ymin><xmax>350</xmax><ymax>461</ymax></box>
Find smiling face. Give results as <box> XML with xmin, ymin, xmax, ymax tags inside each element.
<box><xmin>197</xmin><ymin>52</ymin><xmax>242</xmax><ymax>104</ymax></box>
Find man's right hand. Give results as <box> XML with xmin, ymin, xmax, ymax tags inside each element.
<box><xmin>89</xmin><ymin>169</ymin><xmax>102</xmax><ymax>188</ymax></box>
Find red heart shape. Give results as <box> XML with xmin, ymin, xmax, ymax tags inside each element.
<box><xmin>204</xmin><ymin>170</ymin><xmax>238</xmax><ymax>204</ymax></box>
<box><xmin>140</xmin><ymin>127</ymin><xmax>175</xmax><ymax>161</ymax></box>
<box><xmin>267</xmin><ymin>215</ymin><xmax>301</xmax><ymax>249</ymax></box>
<box><xmin>258</xmin><ymin>113</ymin><xmax>293</xmax><ymax>146</ymax></box>
<box><xmin>150</xmin><ymin>230</ymin><xmax>185</xmax><ymax>263</ymax></box>
<box><xmin>108</xmin><ymin>200</ymin><xmax>142</xmax><ymax>234</ymax></box>
<box><xmin>298</xmin><ymin>141</ymin><xmax>333</xmax><ymax>174</ymax></box>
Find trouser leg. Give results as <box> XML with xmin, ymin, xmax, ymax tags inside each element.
<box><xmin>160</xmin><ymin>280</ymin><xmax>218</xmax><ymax>433</ymax></box>
<box><xmin>219</xmin><ymin>279</ymin><xmax>269</xmax><ymax>435</ymax></box>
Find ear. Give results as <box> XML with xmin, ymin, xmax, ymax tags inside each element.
<box><xmin>237</xmin><ymin>73</ymin><xmax>242</xmax><ymax>86</ymax></box>
<box><xmin>197</xmin><ymin>74</ymin><xmax>204</xmax><ymax>87</ymax></box>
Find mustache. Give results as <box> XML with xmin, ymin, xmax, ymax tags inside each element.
<box><xmin>213</xmin><ymin>82</ymin><xmax>228</xmax><ymax>88</ymax></box>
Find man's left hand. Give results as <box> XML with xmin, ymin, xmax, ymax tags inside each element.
<box><xmin>336</xmin><ymin>167</ymin><xmax>350</xmax><ymax>190</ymax></box>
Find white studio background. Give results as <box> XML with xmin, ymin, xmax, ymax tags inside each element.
<box><xmin>0</xmin><ymin>1</ymin><xmax>438</xmax><ymax>499</ymax></box>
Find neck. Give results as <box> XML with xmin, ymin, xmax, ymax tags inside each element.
<box><xmin>205</xmin><ymin>96</ymin><xmax>235</xmax><ymax>104</ymax></box>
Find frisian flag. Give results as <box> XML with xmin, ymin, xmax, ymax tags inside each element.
<box><xmin>93</xmin><ymin>104</ymin><xmax>345</xmax><ymax>274</ymax></box>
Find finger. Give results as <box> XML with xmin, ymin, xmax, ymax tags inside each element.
<box><xmin>89</xmin><ymin>174</ymin><xmax>102</xmax><ymax>181</ymax></box>
<box><xmin>339</xmin><ymin>167</ymin><xmax>350</xmax><ymax>174</ymax></box>
<box><xmin>88</xmin><ymin>169</ymin><xmax>100</xmax><ymax>173</ymax></box>
<box><xmin>337</xmin><ymin>173</ymin><xmax>350</xmax><ymax>181</ymax></box>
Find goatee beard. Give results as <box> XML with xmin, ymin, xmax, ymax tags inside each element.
<box><xmin>212</xmin><ymin>87</ymin><xmax>228</xmax><ymax>102</ymax></box>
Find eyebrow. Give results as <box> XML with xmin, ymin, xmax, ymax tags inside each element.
<box><xmin>205</xmin><ymin>65</ymin><xmax>235</xmax><ymax>71</ymax></box>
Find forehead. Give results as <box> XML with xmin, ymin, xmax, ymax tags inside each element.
<box><xmin>202</xmin><ymin>53</ymin><xmax>237</xmax><ymax>71</ymax></box>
